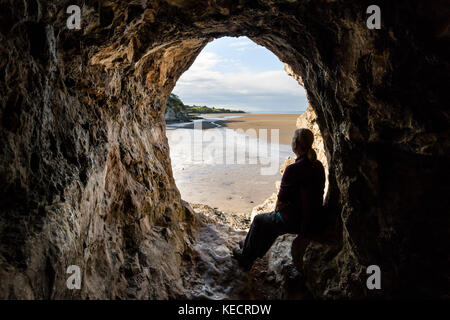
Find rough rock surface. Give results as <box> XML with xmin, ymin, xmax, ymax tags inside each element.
<box><xmin>164</xmin><ymin>108</ymin><xmax>190</xmax><ymax>123</ymax></box>
<box><xmin>0</xmin><ymin>0</ymin><xmax>449</xmax><ymax>299</ymax></box>
<box><xmin>183</xmin><ymin>204</ymin><xmax>310</xmax><ymax>299</ymax></box>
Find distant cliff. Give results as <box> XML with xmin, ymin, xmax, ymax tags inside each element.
<box><xmin>165</xmin><ymin>94</ymin><xmax>191</xmax><ymax>123</ymax></box>
<box><xmin>165</xmin><ymin>94</ymin><xmax>244</xmax><ymax>122</ymax></box>
<box><xmin>186</xmin><ymin>105</ymin><xmax>245</xmax><ymax>114</ymax></box>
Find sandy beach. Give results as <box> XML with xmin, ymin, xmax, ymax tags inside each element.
<box><xmin>167</xmin><ymin>113</ymin><xmax>300</xmax><ymax>213</ymax></box>
<box><xmin>214</xmin><ymin>113</ymin><xmax>300</xmax><ymax>145</ymax></box>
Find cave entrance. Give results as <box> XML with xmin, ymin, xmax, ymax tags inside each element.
<box><xmin>164</xmin><ymin>36</ymin><xmax>327</xmax><ymax>216</ymax></box>
<box><xmin>2</xmin><ymin>0</ymin><xmax>445</xmax><ymax>299</ymax></box>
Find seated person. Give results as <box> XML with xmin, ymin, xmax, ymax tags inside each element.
<box><xmin>232</xmin><ymin>128</ymin><xmax>325</xmax><ymax>270</ymax></box>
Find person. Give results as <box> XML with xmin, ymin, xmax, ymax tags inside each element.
<box><xmin>232</xmin><ymin>128</ymin><xmax>325</xmax><ymax>270</ymax></box>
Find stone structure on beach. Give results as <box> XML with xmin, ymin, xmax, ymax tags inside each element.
<box><xmin>0</xmin><ymin>1</ymin><xmax>448</xmax><ymax>299</ymax></box>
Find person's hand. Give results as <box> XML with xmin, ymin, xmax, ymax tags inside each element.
<box><xmin>275</xmin><ymin>199</ymin><xmax>288</xmax><ymax>212</ymax></box>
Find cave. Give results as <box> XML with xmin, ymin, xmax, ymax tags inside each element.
<box><xmin>0</xmin><ymin>0</ymin><xmax>448</xmax><ymax>299</ymax></box>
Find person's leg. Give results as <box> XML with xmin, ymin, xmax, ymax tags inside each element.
<box><xmin>239</xmin><ymin>212</ymin><xmax>286</xmax><ymax>266</ymax></box>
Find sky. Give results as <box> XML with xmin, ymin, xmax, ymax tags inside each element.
<box><xmin>172</xmin><ymin>36</ymin><xmax>308</xmax><ymax>114</ymax></box>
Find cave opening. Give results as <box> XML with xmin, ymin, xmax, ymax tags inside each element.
<box><xmin>1</xmin><ymin>1</ymin><xmax>447</xmax><ymax>299</ymax></box>
<box><xmin>156</xmin><ymin>36</ymin><xmax>336</xmax><ymax>299</ymax></box>
<box><xmin>164</xmin><ymin>36</ymin><xmax>329</xmax><ymax>219</ymax></box>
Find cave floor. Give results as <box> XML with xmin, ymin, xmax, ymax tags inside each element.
<box><xmin>181</xmin><ymin>204</ymin><xmax>311</xmax><ymax>300</ymax></box>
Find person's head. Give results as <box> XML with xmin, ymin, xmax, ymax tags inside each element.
<box><xmin>291</xmin><ymin>128</ymin><xmax>317</xmax><ymax>161</ymax></box>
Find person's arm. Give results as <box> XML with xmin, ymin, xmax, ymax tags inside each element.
<box><xmin>277</xmin><ymin>165</ymin><xmax>297</xmax><ymax>208</ymax></box>
<box><xmin>275</xmin><ymin>198</ymin><xmax>288</xmax><ymax>213</ymax></box>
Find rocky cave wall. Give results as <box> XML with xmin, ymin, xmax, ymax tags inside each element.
<box><xmin>1</xmin><ymin>0</ymin><xmax>449</xmax><ymax>299</ymax></box>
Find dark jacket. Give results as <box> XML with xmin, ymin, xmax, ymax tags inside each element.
<box><xmin>277</xmin><ymin>155</ymin><xmax>325</xmax><ymax>233</ymax></box>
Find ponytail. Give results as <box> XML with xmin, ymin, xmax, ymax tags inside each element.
<box><xmin>306</xmin><ymin>147</ymin><xmax>317</xmax><ymax>162</ymax></box>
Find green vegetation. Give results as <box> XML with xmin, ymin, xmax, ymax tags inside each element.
<box><xmin>166</xmin><ymin>94</ymin><xmax>245</xmax><ymax>116</ymax></box>
<box><xmin>186</xmin><ymin>105</ymin><xmax>245</xmax><ymax>114</ymax></box>
<box><xmin>166</xmin><ymin>93</ymin><xmax>186</xmax><ymax>114</ymax></box>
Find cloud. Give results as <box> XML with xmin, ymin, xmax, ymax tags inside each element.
<box><xmin>229</xmin><ymin>40</ymin><xmax>251</xmax><ymax>47</ymax></box>
<box><xmin>172</xmin><ymin>43</ymin><xmax>308</xmax><ymax>112</ymax></box>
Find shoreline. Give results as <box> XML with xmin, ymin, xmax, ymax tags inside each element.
<box><xmin>167</xmin><ymin>113</ymin><xmax>301</xmax><ymax>145</ymax></box>
<box><xmin>167</xmin><ymin>113</ymin><xmax>299</xmax><ymax>213</ymax></box>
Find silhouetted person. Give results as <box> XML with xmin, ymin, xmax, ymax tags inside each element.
<box><xmin>233</xmin><ymin>128</ymin><xmax>325</xmax><ymax>270</ymax></box>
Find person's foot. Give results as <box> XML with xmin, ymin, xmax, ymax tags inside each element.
<box><xmin>232</xmin><ymin>247</ymin><xmax>253</xmax><ymax>271</ymax></box>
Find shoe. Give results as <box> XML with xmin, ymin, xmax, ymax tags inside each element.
<box><xmin>232</xmin><ymin>247</ymin><xmax>253</xmax><ymax>271</ymax></box>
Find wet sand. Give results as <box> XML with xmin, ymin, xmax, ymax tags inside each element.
<box><xmin>173</xmin><ymin>164</ymin><xmax>281</xmax><ymax>213</ymax></box>
<box><xmin>211</xmin><ymin>113</ymin><xmax>300</xmax><ymax>145</ymax></box>
<box><xmin>167</xmin><ymin>113</ymin><xmax>300</xmax><ymax>213</ymax></box>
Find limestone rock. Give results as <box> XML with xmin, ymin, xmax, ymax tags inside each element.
<box><xmin>164</xmin><ymin>107</ymin><xmax>190</xmax><ymax>123</ymax></box>
<box><xmin>183</xmin><ymin>204</ymin><xmax>307</xmax><ymax>299</ymax></box>
<box><xmin>0</xmin><ymin>0</ymin><xmax>448</xmax><ymax>299</ymax></box>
